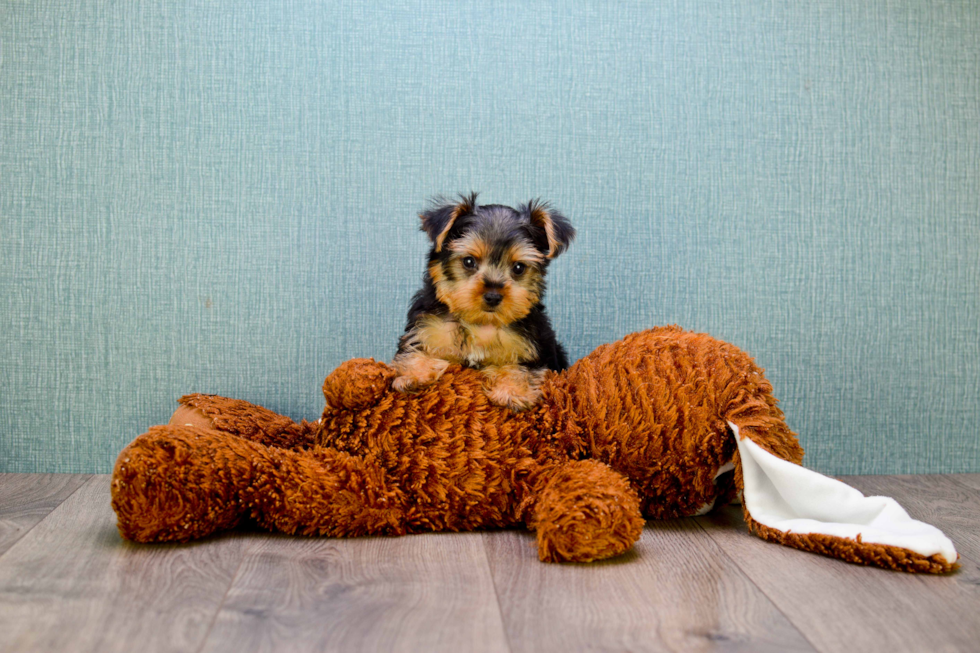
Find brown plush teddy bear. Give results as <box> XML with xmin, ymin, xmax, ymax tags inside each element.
<box><xmin>111</xmin><ymin>326</ymin><xmax>957</xmax><ymax>572</ymax></box>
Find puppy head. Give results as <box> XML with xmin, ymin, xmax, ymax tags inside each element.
<box><xmin>419</xmin><ymin>193</ymin><xmax>575</xmax><ymax>326</ymax></box>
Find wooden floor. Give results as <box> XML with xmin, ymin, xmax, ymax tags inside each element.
<box><xmin>1</xmin><ymin>474</ymin><xmax>978</xmax><ymax>652</ymax></box>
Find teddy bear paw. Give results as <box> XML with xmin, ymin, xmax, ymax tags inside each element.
<box><xmin>323</xmin><ymin>359</ymin><xmax>398</xmax><ymax>411</ymax></box>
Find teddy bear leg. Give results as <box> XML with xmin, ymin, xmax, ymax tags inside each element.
<box><xmin>171</xmin><ymin>394</ymin><xmax>319</xmax><ymax>450</ymax></box>
<box><xmin>530</xmin><ymin>460</ymin><xmax>645</xmax><ymax>563</ymax></box>
<box><xmin>241</xmin><ymin>445</ymin><xmax>407</xmax><ymax>538</ymax></box>
<box><xmin>112</xmin><ymin>425</ymin><xmax>255</xmax><ymax>542</ymax></box>
<box><xmin>169</xmin><ymin>403</ymin><xmax>217</xmax><ymax>431</ymax></box>
<box><xmin>112</xmin><ymin>424</ymin><xmax>410</xmax><ymax>543</ymax></box>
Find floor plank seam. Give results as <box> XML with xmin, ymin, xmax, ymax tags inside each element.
<box><xmin>947</xmin><ymin>474</ymin><xmax>980</xmax><ymax>495</ymax></box>
<box><xmin>690</xmin><ymin>516</ymin><xmax>823</xmax><ymax>653</ymax></box>
<box><xmin>0</xmin><ymin>473</ymin><xmax>93</xmax><ymax>565</ymax></box>
<box><xmin>479</xmin><ymin>533</ymin><xmax>515</xmax><ymax>653</ymax></box>
<box><xmin>194</xmin><ymin>537</ymin><xmax>254</xmax><ymax>653</ymax></box>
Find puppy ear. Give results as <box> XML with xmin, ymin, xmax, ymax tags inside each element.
<box><xmin>419</xmin><ymin>192</ymin><xmax>478</xmax><ymax>253</ymax></box>
<box><xmin>524</xmin><ymin>199</ymin><xmax>576</xmax><ymax>259</ymax></box>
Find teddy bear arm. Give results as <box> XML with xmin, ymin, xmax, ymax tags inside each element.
<box><xmin>321</xmin><ymin>358</ymin><xmax>398</xmax><ymax>414</ymax></box>
<box><xmin>529</xmin><ymin>459</ymin><xmax>645</xmax><ymax>563</ymax></box>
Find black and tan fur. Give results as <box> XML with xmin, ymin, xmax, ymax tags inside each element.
<box><xmin>392</xmin><ymin>193</ymin><xmax>575</xmax><ymax>410</ymax></box>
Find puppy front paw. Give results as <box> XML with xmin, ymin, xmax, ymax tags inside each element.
<box><xmin>392</xmin><ymin>374</ymin><xmax>426</xmax><ymax>394</ymax></box>
<box><xmin>486</xmin><ymin>385</ymin><xmax>541</xmax><ymax>412</ymax></box>
<box><xmin>483</xmin><ymin>365</ymin><xmax>546</xmax><ymax>412</ymax></box>
<box><xmin>390</xmin><ymin>353</ymin><xmax>450</xmax><ymax>394</ymax></box>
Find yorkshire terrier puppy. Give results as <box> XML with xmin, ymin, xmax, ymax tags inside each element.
<box><xmin>392</xmin><ymin>193</ymin><xmax>575</xmax><ymax>411</ymax></box>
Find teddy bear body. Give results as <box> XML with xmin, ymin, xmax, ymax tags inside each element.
<box><xmin>114</xmin><ymin>326</ymin><xmax>809</xmax><ymax>563</ymax></box>
<box><xmin>312</xmin><ymin>326</ymin><xmax>800</xmax><ymax>530</ymax></box>
<box><xmin>113</xmin><ymin>326</ymin><xmax>959</xmax><ymax>571</ymax></box>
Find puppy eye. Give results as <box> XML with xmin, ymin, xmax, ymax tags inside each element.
<box><xmin>461</xmin><ymin>256</ymin><xmax>477</xmax><ymax>270</ymax></box>
<box><xmin>512</xmin><ymin>262</ymin><xmax>526</xmax><ymax>276</ymax></box>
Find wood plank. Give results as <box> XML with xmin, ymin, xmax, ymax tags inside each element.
<box><xmin>485</xmin><ymin>522</ymin><xmax>816</xmax><ymax>653</ymax></box>
<box><xmin>200</xmin><ymin>532</ymin><xmax>510</xmax><ymax>653</ymax></box>
<box><xmin>695</xmin><ymin>475</ymin><xmax>980</xmax><ymax>653</ymax></box>
<box><xmin>948</xmin><ymin>473</ymin><xmax>980</xmax><ymax>493</ymax></box>
<box><xmin>0</xmin><ymin>474</ymin><xmax>90</xmax><ymax>557</ymax></box>
<box><xmin>0</xmin><ymin>475</ymin><xmax>248</xmax><ymax>653</ymax></box>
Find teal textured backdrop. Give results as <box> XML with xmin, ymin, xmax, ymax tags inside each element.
<box><xmin>2</xmin><ymin>1</ymin><xmax>978</xmax><ymax>474</ymax></box>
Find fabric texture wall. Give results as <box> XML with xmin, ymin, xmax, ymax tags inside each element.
<box><xmin>2</xmin><ymin>1</ymin><xmax>978</xmax><ymax>474</ymax></box>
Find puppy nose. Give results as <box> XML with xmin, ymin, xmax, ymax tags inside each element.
<box><xmin>483</xmin><ymin>291</ymin><xmax>503</xmax><ymax>308</ymax></box>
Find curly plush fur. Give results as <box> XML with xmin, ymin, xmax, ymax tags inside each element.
<box><xmin>111</xmin><ymin>327</ymin><xmax>954</xmax><ymax>571</ymax></box>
